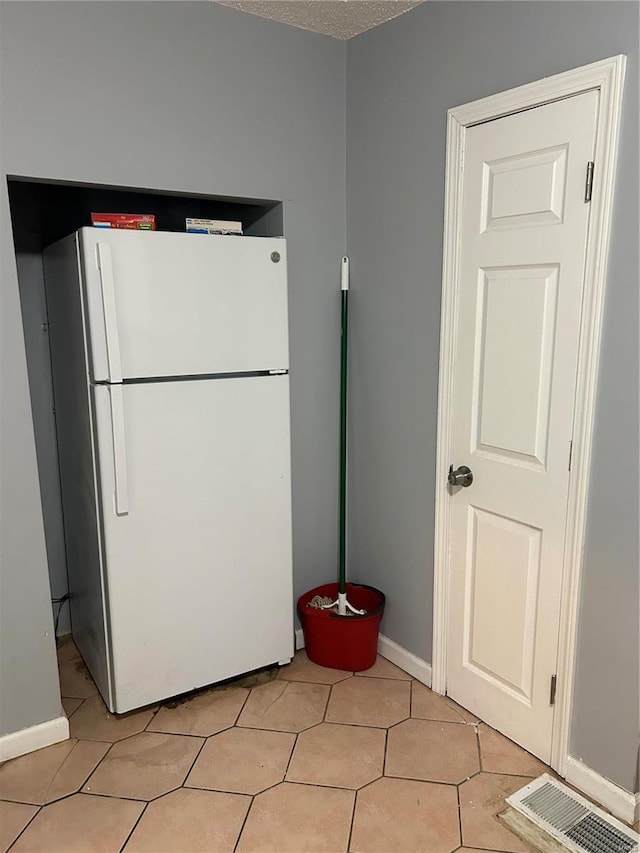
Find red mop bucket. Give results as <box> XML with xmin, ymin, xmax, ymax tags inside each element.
<box><xmin>297</xmin><ymin>582</ymin><xmax>386</xmax><ymax>671</ymax></box>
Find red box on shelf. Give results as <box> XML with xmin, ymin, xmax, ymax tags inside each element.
<box><xmin>91</xmin><ymin>213</ymin><xmax>156</xmax><ymax>230</ymax></box>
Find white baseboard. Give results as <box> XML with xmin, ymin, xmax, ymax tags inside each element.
<box><xmin>0</xmin><ymin>714</ymin><xmax>69</xmax><ymax>762</ymax></box>
<box><xmin>376</xmin><ymin>634</ymin><xmax>432</xmax><ymax>686</ymax></box>
<box><xmin>565</xmin><ymin>755</ymin><xmax>637</xmax><ymax>825</ymax></box>
<box><xmin>294</xmin><ymin>629</ymin><xmax>432</xmax><ymax>687</ymax></box>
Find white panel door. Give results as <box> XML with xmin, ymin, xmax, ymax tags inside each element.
<box><xmin>92</xmin><ymin>375</ymin><xmax>293</xmax><ymax>713</ymax></box>
<box><xmin>447</xmin><ymin>91</ymin><xmax>599</xmax><ymax>762</ymax></box>
<box><xmin>80</xmin><ymin>229</ymin><xmax>288</xmax><ymax>381</ymax></box>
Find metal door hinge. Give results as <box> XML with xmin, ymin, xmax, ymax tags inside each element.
<box><xmin>568</xmin><ymin>440</ymin><xmax>573</xmax><ymax>471</ymax></box>
<box><xmin>550</xmin><ymin>674</ymin><xmax>557</xmax><ymax>706</ymax></box>
<box><xmin>585</xmin><ymin>162</ymin><xmax>594</xmax><ymax>202</ymax></box>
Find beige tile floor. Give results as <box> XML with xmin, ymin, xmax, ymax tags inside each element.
<box><xmin>1</xmin><ymin>636</ymin><xmax>551</xmax><ymax>853</ymax></box>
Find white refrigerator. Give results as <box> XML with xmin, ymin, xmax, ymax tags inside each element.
<box><xmin>44</xmin><ymin>228</ymin><xmax>294</xmax><ymax>713</ymax></box>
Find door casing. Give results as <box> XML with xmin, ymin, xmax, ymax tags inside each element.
<box><xmin>432</xmin><ymin>55</ymin><xmax>626</xmax><ymax>778</ymax></box>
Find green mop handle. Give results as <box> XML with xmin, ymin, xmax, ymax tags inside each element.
<box><xmin>339</xmin><ymin>257</ymin><xmax>349</xmax><ymax>596</ymax></box>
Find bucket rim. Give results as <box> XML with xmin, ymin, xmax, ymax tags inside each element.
<box><xmin>298</xmin><ymin>582</ymin><xmax>385</xmax><ymax>620</ymax></box>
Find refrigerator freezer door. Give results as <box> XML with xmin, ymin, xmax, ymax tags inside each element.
<box><xmin>92</xmin><ymin>376</ymin><xmax>293</xmax><ymax>712</ymax></box>
<box><xmin>80</xmin><ymin>229</ymin><xmax>289</xmax><ymax>382</ymax></box>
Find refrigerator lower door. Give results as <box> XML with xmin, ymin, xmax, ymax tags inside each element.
<box><xmin>91</xmin><ymin>375</ymin><xmax>293</xmax><ymax>713</ymax></box>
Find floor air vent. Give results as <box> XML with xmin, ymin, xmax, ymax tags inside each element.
<box><xmin>506</xmin><ymin>775</ymin><xmax>638</xmax><ymax>853</ymax></box>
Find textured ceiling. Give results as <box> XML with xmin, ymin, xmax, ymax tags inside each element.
<box><xmin>214</xmin><ymin>1</ymin><xmax>426</xmax><ymax>40</ymax></box>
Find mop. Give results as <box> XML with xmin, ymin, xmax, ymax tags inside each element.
<box><xmin>307</xmin><ymin>257</ymin><xmax>366</xmax><ymax>617</ymax></box>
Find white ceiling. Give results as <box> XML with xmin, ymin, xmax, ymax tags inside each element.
<box><xmin>214</xmin><ymin>0</ymin><xmax>426</xmax><ymax>40</ymax></box>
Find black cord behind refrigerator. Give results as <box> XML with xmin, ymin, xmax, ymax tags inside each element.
<box><xmin>52</xmin><ymin>593</ymin><xmax>71</xmax><ymax>637</ymax></box>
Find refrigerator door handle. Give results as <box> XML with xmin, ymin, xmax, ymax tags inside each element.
<box><xmin>97</xmin><ymin>243</ymin><xmax>123</xmax><ymax>383</ymax></box>
<box><xmin>108</xmin><ymin>384</ymin><xmax>129</xmax><ymax>516</ymax></box>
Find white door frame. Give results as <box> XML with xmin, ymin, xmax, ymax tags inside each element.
<box><xmin>432</xmin><ymin>55</ymin><xmax>626</xmax><ymax>777</ymax></box>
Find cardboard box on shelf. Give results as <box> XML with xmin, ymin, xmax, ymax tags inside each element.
<box><xmin>186</xmin><ymin>218</ymin><xmax>243</xmax><ymax>235</ymax></box>
<box><xmin>91</xmin><ymin>213</ymin><xmax>156</xmax><ymax>230</ymax></box>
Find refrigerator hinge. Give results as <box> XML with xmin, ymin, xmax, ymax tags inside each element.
<box><xmin>550</xmin><ymin>674</ymin><xmax>557</xmax><ymax>706</ymax></box>
<box><xmin>585</xmin><ymin>161</ymin><xmax>594</xmax><ymax>203</ymax></box>
<box><xmin>269</xmin><ymin>369</ymin><xmax>287</xmax><ymax>375</ymax></box>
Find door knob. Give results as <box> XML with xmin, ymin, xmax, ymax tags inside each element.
<box><xmin>448</xmin><ymin>465</ymin><xmax>473</xmax><ymax>487</ymax></box>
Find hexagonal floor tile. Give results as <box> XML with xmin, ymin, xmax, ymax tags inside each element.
<box><xmin>411</xmin><ymin>682</ymin><xmax>478</xmax><ymax>724</ymax></box>
<box><xmin>0</xmin><ymin>738</ymin><xmax>108</xmax><ymax>805</ymax></box>
<box><xmin>355</xmin><ymin>656</ymin><xmax>411</xmax><ymax>680</ymax></box>
<box><xmin>10</xmin><ymin>793</ymin><xmax>144</xmax><ymax>853</ymax></box>
<box><xmin>58</xmin><ymin>658</ymin><xmax>99</xmax><ymax>699</ymax></box>
<box><xmin>350</xmin><ymin>777</ymin><xmax>460</xmax><ymax>852</ymax></box>
<box><xmin>237</xmin><ymin>681</ymin><xmax>329</xmax><ymax>732</ymax></box>
<box><xmin>325</xmin><ymin>676</ymin><xmax>410</xmax><ymax>728</ymax></box>
<box><xmin>286</xmin><ymin>722</ymin><xmax>384</xmax><ymax>789</ymax></box>
<box><xmin>124</xmin><ymin>788</ymin><xmax>251</xmax><ymax>852</ymax></box>
<box><xmin>83</xmin><ymin>731</ymin><xmax>203</xmax><ymax>800</ymax></box>
<box><xmin>236</xmin><ymin>782</ymin><xmax>355</xmax><ymax>852</ymax></box>
<box><xmin>148</xmin><ymin>685</ymin><xmax>249</xmax><ymax>737</ymax></box>
<box><xmin>277</xmin><ymin>651</ymin><xmax>352</xmax><ymax>684</ymax></box>
<box><xmin>385</xmin><ymin>718</ymin><xmax>479</xmax><ymax>783</ymax></box>
<box><xmin>185</xmin><ymin>728</ymin><xmax>295</xmax><ymax>794</ymax></box>
<box><xmin>478</xmin><ymin>724</ymin><xmax>548</xmax><ymax>777</ymax></box>
<box><xmin>0</xmin><ymin>801</ymin><xmax>38</xmax><ymax>851</ymax></box>
<box><xmin>62</xmin><ymin>697</ymin><xmax>84</xmax><ymax>718</ymax></box>
<box><xmin>68</xmin><ymin>695</ymin><xmax>156</xmax><ymax>742</ymax></box>
<box><xmin>459</xmin><ymin>772</ymin><xmax>535</xmax><ymax>853</ymax></box>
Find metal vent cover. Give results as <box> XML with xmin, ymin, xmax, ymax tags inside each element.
<box><xmin>566</xmin><ymin>814</ymin><xmax>637</xmax><ymax>853</ymax></box>
<box><xmin>507</xmin><ymin>775</ymin><xmax>638</xmax><ymax>853</ymax></box>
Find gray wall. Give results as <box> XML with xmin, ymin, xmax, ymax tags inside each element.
<box><xmin>15</xmin><ymin>245</ymin><xmax>70</xmax><ymax>636</ymax></box>
<box><xmin>0</xmin><ymin>191</ymin><xmax>63</xmax><ymax>735</ymax></box>
<box><xmin>0</xmin><ymin>1</ymin><xmax>346</xmax><ymax>734</ymax></box>
<box><xmin>346</xmin><ymin>2</ymin><xmax>638</xmax><ymax>792</ymax></box>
